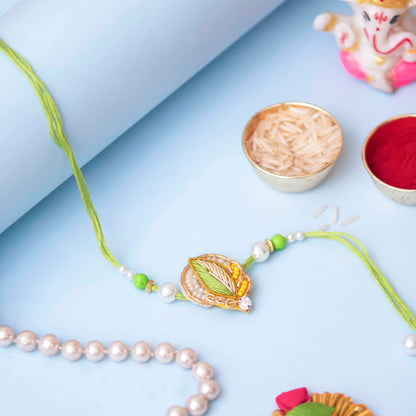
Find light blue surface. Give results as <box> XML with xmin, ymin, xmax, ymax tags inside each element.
<box><xmin>0</xmin><ymin>0</ymin><xmax>416</xmax><ymax>415</ymax></box>
<box><xmin>0</xmin><ymin>0</ymin><xmax>286</xmax><ymax>233</ymax></box>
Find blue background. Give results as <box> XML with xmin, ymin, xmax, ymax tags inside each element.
<box><xmin>0</xmin><ymin>0</ymin><xmax>416</xmax><ymax>415</ymax></box>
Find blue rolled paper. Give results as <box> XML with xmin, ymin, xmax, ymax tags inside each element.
<box><xmin>0</xmin><ymin>0</ymin><xmax>286</xmax><ymax>233</ymax></box>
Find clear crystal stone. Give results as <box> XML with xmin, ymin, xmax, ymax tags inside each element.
<box><xmin>238</xmin><ymin>296</ymin><xmax>252</xmax><ymax>312</ymax></box>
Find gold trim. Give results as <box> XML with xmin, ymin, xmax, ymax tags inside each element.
<box><xmin>145</xmin><ymin>280</ymin><xmax>154</xmax><ymax>294</ymax></box>
<box><xmin>357</xmin><ymin>0</ymin><xmax>413</xmax><ymax>9</ymax></box>
<box><xmin>374</xmin><ymin>55</ymin><xmax>386</xmax><ymax>66</ymax></box>
<box><xmin>324</xmin><ymin>12</ymin><xmax>338</xmax><ymax>32</ymax></box>
<box><xmin>341</xmin><ymin>41</ymin><xmax>359</xmax><ymax>52</ymax></box>
<box><xmin>265</xmin><ymin>239</ymin><xmax>274</xmax><ymax>253</ymax></box>
<box><xmin>311</xmin><ymin>392</ymin><xmax>374</xmax><ymax>416</ymax></box>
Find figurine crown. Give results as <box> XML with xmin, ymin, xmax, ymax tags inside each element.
<box><xmin>356</xmin><ymin>0</ymin><xmax>414</xmax><ymax>8</ymax></box>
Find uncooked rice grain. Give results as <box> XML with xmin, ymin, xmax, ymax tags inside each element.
<box><xmin>246</xmin><ymin>106</ymin><xmax>342</xmax><ymax>177</ymax></box>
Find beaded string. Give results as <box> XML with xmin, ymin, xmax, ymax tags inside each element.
<box><xmin>246</xmin><ymin>231</ymin><xmax>416</xmax><ymax>333</ymax></box>
<box><xmin>1</xmin><ymin>38</ymin><xmax>416</xmax><ymax>352</ymax></box>
<box><xmin>0</xmin><ymin>38</ymin><xmax>187</xmax><ymax>301</ymax></box>
<box><xmin>243</xmin><ymin>230</ymin><xmax>416</xmax><ymax>352</ymax></box>
<box><xmin>0</xmin><ymin>327</ymin><xmax>220</xmax><ymax>416</ymax></box>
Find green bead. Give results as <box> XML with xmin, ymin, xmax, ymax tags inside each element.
<box><xmin>271</xmin><ymin>234</ymin><xmax>286</xmax><ymax>251</ymax></box>
<box><xmin>133</xmin><ymin>273</ymin><xmax>149</xmax><ymax>290</ymax></box>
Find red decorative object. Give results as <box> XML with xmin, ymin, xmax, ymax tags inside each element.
<box><xmin>275</xmin><ymin>388</ymin><xmax>310</xmax><ymax>412</ymax></box>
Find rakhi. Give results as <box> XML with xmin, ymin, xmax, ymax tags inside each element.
<box><xmin>272</xmin><ymin>387</ymin><xmax>373</xmax><ymax>416</ymax></box>
<box><xmin>1</xmin><ymin>38</ymin><xmax>416</xmax><ymax>356</ymax></box>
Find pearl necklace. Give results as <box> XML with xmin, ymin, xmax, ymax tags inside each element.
<box><xmin>0</xmin><ymin>325</ymin><xmax>219</xmax><ymax>416</ymax></box>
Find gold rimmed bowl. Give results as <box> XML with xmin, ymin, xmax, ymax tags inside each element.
<box><xmin>242</xmin><ymin>102</ymin><xmax>343</xmax><ymax>193</ymax></box>
<box><xmin>362</xmin><ymin>114</ymin><xmax>416</xmax><ymax>205</ymax></box>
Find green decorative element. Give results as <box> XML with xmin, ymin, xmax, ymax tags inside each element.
<box><xmin>242</xmin><ymin>256</ymin><xmax>255</xmax><ymax>270</ymax></box>
<box><xmin>133</xmin><ymin>274</ymin><xmax>149</xmax><ymax>290</ymax></box>
<box><xmin>191</xmin><ymin>260</ymin><xmax>233</xmax><ymax>297</ymax></box>
<box><xmin>0</xmin><ymin>39</ymin><xmax>195</xmax><ymax>303</ymax></box>
<box><xmin>0</xmin><ymin>40</ymin><xmax>120</xmax><ymax>268</ymax></box>
<box><xmin>286</xmin><ymin>403</ymin><xmax>334</xmax><ymax>416</ymax></box>
<box><xmin>271</xmin><ymin>234</ymin><xmax>287</xmax><ymax>251</ymax></box>
<box><xmin>306</xmin><ymin>231</ymin><xmax>416</xmax><ymax>333</ymax></box>
<box><xmin>175</xmin><ymin>292</ymin><xmax>189</xmax><ymax>301</ymax></box>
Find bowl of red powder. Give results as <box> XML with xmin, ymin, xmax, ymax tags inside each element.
<box><xmin>363</xmin><ymin>115</ymin><xmax>416</xmax><ymax>205</ymax></box>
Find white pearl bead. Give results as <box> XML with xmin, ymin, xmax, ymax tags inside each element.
<box><xmin>84</xmin><ymin>340</ymin><xmax>106</xmax><ymax>362</ymax></box>
<box><xmin>295</xmin><ymin>231</ymin><xmax>305</xmax><ymax>241</ymax></box>
<box><xmin>16</xmin><ymin>330</ymin><xmax>37</xmax><ymax>352</ymax></box>
<box><xmin>61</xmin><ymin>340</ymin><xmax>83</xmax><ymax>361</ymax></box>
<box><xmin>154</xmin><ymin>342</ymin><xmax>175</xmax><ymax>364</ymax></box>
<box><xmin>176</xmin><ymin>348</ymin><xmax>197</xmax><ymax>369</ymax></box>
<box><xmin>108</xmin><ymin>341</ymin><xmax>129</xmax><ymax>362</ymax></box>
<box><xmin>403</xmin><ymin>334</ymin><xmax>416</xmax><ymax>355</ymax></box>
<box><xmin>166</xmin><ymin>406</ymin><xmax>188</xmax><ymax>416</ymax></box>
<box><xmin>192</xmin><ymin>362</ymin><xmax>214</xmax><ymax>382</ymax></box>
<box><xmin>131</xmin><ymin>341</ymin><xmax>152</xmax><ymax>363</ymax></box>
<box><xmin>158</xmin><ymin>283</ymin><xmax>178</xmax><ymax>303</ymax></box>
<box><xmin>287</xmin><ymin>233</ymin><xmax>296</xmax><ymax>243</ymax></box>
<box><xmin>119</xmin><ymin>264</ymin><xmax>128</xmax><ymax>274</ymax></box>
<box><xmin>198</xmin><ymin>379</ymin><xmax>220</xmax><ymax>401</ymax></box>
<box><xmin>38</xmin><ymin>334</ymin><xmax>60</xmax><ymax>356</ymax></box>
<box><xmin>0</xmin><ymin>325</ymin><xmax>15</xmax><ymax>346</ymax></box>
<box><xmin>186</xmin><ymin>394</ymin><xmax>208</xmax><ymax>416</ymax></box>
<box><xmin>126</xmin><ymin>269</ymin><xmax>136</xmax><ymax>280</ymax></box>
<box><xmin>250</xmin><ymin>242</ymin><xmax>270</xmax><ymax>263</ymax></box>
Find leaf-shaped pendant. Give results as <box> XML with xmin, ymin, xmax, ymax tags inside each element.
<box><xmin>180</xmin><ymin>254</ymin><xmax>253</xmax><ymax>312</ymax></box>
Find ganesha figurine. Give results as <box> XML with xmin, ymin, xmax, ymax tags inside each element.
<box><xmin>314</xmin><ymin>0</ymin><xmax>416</xmax><ymax>93</ymax></box>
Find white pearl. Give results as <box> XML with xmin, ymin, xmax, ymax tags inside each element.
<box><xmin>176</xmin><ymin>348</ymin><xmax>197</xmax><ymax>369</ymax></box>
<box><xmin>198</xmin><ymin>379</ymin><xmax>220</xmax><ymax>401</ymax></box>
<box><xmin>38</xmin><ymin>334</ymin><xmax>60</xmax><ymax>356</ymax></box>
<box><xmin>108</xmin><ymin>341</ymin><xmax>129</xmax><ymax>362</ymax></box>
<box><xmin>61</xmin><ymin>340</ymin><xmax>83</xmax><ymax>361</ymax></box>
<box><xmin>154</xmin><ymin>342</ymin><xmax>175</xmax><ymax>364</ymax></box>
<box><xmin>403</xmin><ymin>334</ymin><xmax>416</xmax><ymax>355</ymax></box>
<box><xmin>287</xmin><ymin>233</ymin><xmax>296</xmax><ymax>243</ymax></box>
<box><xmin>166</xmin><ymin>406</ymin><xmax>188</xmax><ymax>416</ymax></box>
<box><xmin>126</xmin><ymin>269</ymin><xmax>136</xmax><ymax>280</ymax></box>
<box><xmin>186</xmin><ymin>394</ymin><xmax>208</xmax><ymax>416</ymax></box>
<box><xmin>0</xmin><ymin>325</ymin><xmax>15</xmax><ymax>346</ymax></box>
<box><xmin>158</xmin><ymin>283</ymin><xmax>178</xmax><ymax>303</ymax></box>
<box><xmin>250</xmin><ymin>242</ymin><xmax>270</xmax><ymax>263</ymax></box>
<box><xmin>16</xmin><ymin>330</ymin><xmax>37</xmax><ymax>352</ymax></box>
<box><xmin>192</xmin><ymin>362</ymin><xmax>214</xmax><ymax>382</ymax></box>
<box><xmin>295</xmin><ymin>231</ymin><xmax>305</xmax><ymax>241</ymax></box>
<box><xmin>84</xmin><ymin>340</ymin><xmax>106</xmax><ymax>362</ymax></box>
<box><xmin>119</xmin><ymin>264</ymin><xmax>128</xmax><ymax>274</ymax></box>
<box><xmin>131</xmin><ymin>341</ymin><xmax>152</xmax><ymax>363</ymax></box>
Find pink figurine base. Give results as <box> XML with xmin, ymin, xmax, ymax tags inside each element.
<box><xmin>314</xmin><ymin>0</ymin><xmax>416</xmax><ymax>93</ymax></box>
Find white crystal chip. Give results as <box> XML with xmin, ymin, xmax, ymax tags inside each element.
<box><xmin>238</xmin><ymin>296</ymin><xmax>252</xmax><ymax>312</ymax></box>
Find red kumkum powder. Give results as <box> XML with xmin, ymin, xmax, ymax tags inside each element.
<box><xmin>365</xmin><ymin>117</ymin><xmax>416</xmax><ymax>190</ymax></box>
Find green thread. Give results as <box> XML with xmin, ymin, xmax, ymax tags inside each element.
<box><xmin>191</xmin><ymin>260</ymin><xmax>233</xmax><ymax>296</ymax></box>
<box><xmin>2</xmin><ymin>38</ymin><xmax>414</xmax><ymax>322</ymax></box>
<box><xmin>0</xmin><ymin>38</ymin><xmax>191</xmax><ymax>302</ymax></box>
<box><xmin>305</xmin><ymin>231</ymin><xmax>416</xmax><ymax>333</ymax></box>
<box><xmin>242</xmin><ymin>255</ymin><xmax>255</xmax><ymax>270</ymax></box>
<box><xmin>0</xmin><ymin>39</ymin><xmax>120</xmax><ymax>268</ymax></box>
